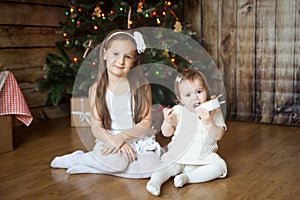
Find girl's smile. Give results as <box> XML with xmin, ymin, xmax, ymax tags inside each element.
<box><xmin>104</xmin><ymin>39</ymin><xmax>136</xmax><ymax>78</ymax></box>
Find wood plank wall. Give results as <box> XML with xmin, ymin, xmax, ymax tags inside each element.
<box><xmin>0</xmin><ymin>0</ymin><xmax>69</xmax><ymax>124</ymax></box>
<box><xmin>184</xmin><ymin>0</ymin><xmax>300</xmax><ymax>126</ymax></box>
<box><xmin>1</xmin><ymin>0</ymin><xmax>299</xmax><ymax>126</ymax></box>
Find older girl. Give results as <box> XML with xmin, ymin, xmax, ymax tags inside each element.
<box><xmin>51</xmin><ymin>30</ymin><xmax>161</xmax><ymax>178</ymax></box>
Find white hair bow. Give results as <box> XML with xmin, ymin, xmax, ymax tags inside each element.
<box><xmin>176</xmin><ymin>76</ymin><xmax>183</xmax><ymax>83</ymax></box>
<box><xmin>133</xmin><ymin>31</ymin><xmax>146</xmax><ymax>53</ymax></box>
<box><xmin>106</xmin><ymin>31</ymin><xmax>146</xmax><ymax>54</ymax></box>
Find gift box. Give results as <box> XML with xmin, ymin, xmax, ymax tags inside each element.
<box><xmin>0</xmin><ymin>115</ymin><xmax>13</xmax><ymax>153</ymax></box>
<box><xmin>70</xmin><ymin>97</ymin><xmax>91</xmax><ymax>127</ymax></box>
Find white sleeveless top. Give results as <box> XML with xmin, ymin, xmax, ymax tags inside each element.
<box><xmin>106</xmin><ymin>89</ymin><xmax>134</xmax><ymax>135</ymax></box>
<box><xmin>94</xmin><ymin>89</ymin><xmax>162</xmax><ymax>156</ymax></box>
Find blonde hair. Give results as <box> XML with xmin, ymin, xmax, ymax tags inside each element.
<box><xmin>174</xmin><ymin>68</ymin><xmax>211</xmax><ymax>102</ymax></box>
<box><xmin>93</xmin><ymin>30</ymin><xmax>151</xmax><ymax>130</ymax></box>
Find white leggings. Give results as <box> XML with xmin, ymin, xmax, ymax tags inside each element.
<box><xmin>51</xmin><ymin>150</ymin><xmax>160</xmax><ymax>178</ymax></box>
<box><xmin>149</xmin><ymin>162</ymin><xmax>227</xmax><ymax>186</ymax></box>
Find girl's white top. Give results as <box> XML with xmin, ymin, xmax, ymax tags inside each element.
<box><xmin>94</xmin><ymin>89</ymin><xmax>161</xmax><ymax>156</ymax></box>
<box><xmin>106</xmin><ymin>89</ymin><xmax>134</xmax><ymax>135</ymax></box>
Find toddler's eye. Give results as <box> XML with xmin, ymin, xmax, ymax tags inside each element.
<box><xmin>185</xmin><ymin>93</ymin><xmax>191</xmax><ymax>97</ymax></box>
<box><xmin>196</xmin><ymin>90</ymin><xmax>202</xmax><ymax>94</ymax></box>
<box><xmin>113</xmin><ymin>52</ymin><xmax>119</xmax><ymax>56</ymax></box>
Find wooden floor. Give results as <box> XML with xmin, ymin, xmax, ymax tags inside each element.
<box><xmin>0</xmin><ymin>118</ymin><xmax>299</xmax><ymax>200</ymax></box>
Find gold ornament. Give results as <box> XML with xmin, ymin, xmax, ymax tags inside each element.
<box><xmin>137</xmin><ymin>2</ymin><xmax>143</xmax><ymax>13</ymax></box>
<box><xmin>174</xmin><ymin>20</ymin><xmax>182</xmax><ymax>32</ymax></box>
<box><xmin>93</xmin><ymin>6</ymin><xmax>102</xmax><ymax>18</ymax></box>
<box><xmin>162</xmin><ymin>46</ymin><xmax>169</xmax><ymax>57</ymax></box>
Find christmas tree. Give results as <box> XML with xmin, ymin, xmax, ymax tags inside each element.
<box><xmin>37</xmin><ymin>0</ymin><xmax>201</xmax><ymax>106</ymax></box>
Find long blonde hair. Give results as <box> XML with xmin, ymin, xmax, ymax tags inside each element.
<box><xmin>94</xmin><ymin>30</ymin><xmax>151</xmax><ymax>130</ymax></box>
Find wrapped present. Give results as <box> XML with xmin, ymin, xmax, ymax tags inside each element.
<box><xmin>70</xmin><ymin>97</ymin><xmax>91</xmax><ymax>127</ymax></box>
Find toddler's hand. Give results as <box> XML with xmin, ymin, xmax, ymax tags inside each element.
<box><xmin>163</xmin><ymin>107</ymin><xmax>174</xmax><ymax>126</ymax></box>
<box><xmin>196</xmin><ymin>107</ymin><xmax>213</xmax><ymax>125</ymax></box>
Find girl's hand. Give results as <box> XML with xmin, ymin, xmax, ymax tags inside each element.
<box><xmin>118</xmin><ymin>143</ymin><xmax>136</xmax><ymax>162</ymax></box>
<box><xmin>163</xmin><ymin>108</ymin><xmax>174</xmax><ymax>126</ymax></box>
<box><xmin>102</xmin><ymin>134</ymin><xmax>126</xmax><ymax>155</ymax></box>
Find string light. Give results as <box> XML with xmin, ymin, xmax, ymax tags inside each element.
<box><xmin>73</xmin><ymin>57</ymin><xmax>78</xmax><ymax>62</ymax></box>
<box><xmin>94</xmin><ymin>25</ymin><xmax>98</xmax><ymax>30</ymax></box>
<box><xmin>156</xmin><ymin>18</ymin><xmax>161</xmax><ymax>24</ymax></box>
<box><xmin>171</xmin><ymin>58</ymin><xmax>175</xmax><ymax>63</ymax></box>
<box><xmin>63</xmin><ymin>33</ymin><xmax>67</xmax><ymax>37</ymax></box>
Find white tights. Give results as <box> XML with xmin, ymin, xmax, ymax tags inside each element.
<box><xmin>51</xmin><ymin>150</ymin><xmax>160</xmax><ymax>179</ymax></box>
<box><xmin>146</xmin><ymin>162</ymin><xmax>226</xmax><ymax>196</ymax></box>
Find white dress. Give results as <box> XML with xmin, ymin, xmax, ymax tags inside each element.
<box><xmin>161</xmin><ymin>105</ymin><xmax>227</xmax><ymax>176</ymax></box>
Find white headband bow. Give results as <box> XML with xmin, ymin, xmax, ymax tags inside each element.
<box><xmin>106</xmin><ymin>31</ymin><xmax>146</xmax><ymax>54</ymax></box>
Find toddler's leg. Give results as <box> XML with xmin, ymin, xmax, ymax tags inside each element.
<box><xmin>146</xmin><ymin>163</ymin><xmax>183</xmax><ymax>196</ymax></box>
<box><xmin>174</xmin><ymin>163</ymin><xmax>226</xmax><ymax>187</ymax></box>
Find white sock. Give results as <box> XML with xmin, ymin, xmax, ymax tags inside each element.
<box><xmin>67</xmin><ymin>165</ymin><xmax>107</xmax><ymax>174</ymax></box>
<box><xmin>174</xmin><ymin>173</ymin><xmax>189</xmax><ymax>187</ymax></box>
<box><xmin>146</xmin><ymin>181</ymin><xmax>161</xmax><ymax>196</ymax></box>
<box><xmin>146</xmin><ymin>163</ymin><xmax>183</xmax><ymax>196</ymax></box>
<box><xmin>50</xmin><ymin>150</ymin><xmax>84</xmax><ymax>168</ymax></box>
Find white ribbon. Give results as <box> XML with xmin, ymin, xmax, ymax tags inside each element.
<box><xmin>71</xmin><ymin>98</ymin><xmax>91</xmax><ymax>125</ymax></box>
<box><xmin>175</xmin><ymin>75</ymin><xmax>183</xmax><ymax>83</ymax></box>
<box><xmin>133</xmin><ymin>31</ymin><xmax>146</xmax><ymax>53</ymax></box>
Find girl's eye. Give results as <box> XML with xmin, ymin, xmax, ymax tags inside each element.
<box><xmin>185</xmin><ymin>93</ymin><xmax>191</xmax><ymax>97</ymax></box>
<box><xmin>125</xmin><ymin>55</ymin><xmax>132</xmax><ymax>59</ymax></box>
<box><xmin>196</xmin><ymin>90</ymin><xmax>202</xmax><ymax>94</ymax></box>
<box><xmin>113</xmin><ymin>52</ymin><xmax>119</xmax><ymax>56</ymax></box>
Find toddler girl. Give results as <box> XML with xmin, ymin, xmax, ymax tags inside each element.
<box><xmin>146</xmin><ymin>68</ymin><xmax>227</xmax><ymax>195</ymax></box>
